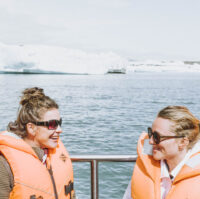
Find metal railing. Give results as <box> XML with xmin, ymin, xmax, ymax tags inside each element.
<box><xmin>71</xmin><ymin>155</ymin><xmax>137</xmax><ymax>199</ymax></box>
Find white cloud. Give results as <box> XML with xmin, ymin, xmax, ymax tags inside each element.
<box><xmin>0</xmin><ymin>0</ymin><xmax>200</xmax><ymax>60</ymax></box>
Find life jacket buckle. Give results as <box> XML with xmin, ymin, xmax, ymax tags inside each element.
<box><xmin>65</xmin><ymin>181</ymin><xmax>74</xmax><ymax>195</ymax></box>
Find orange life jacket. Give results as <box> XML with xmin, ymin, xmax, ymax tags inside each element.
<box><xmin>131</xmin><ymin>132</ymin><xmax>200</xmax><ymax>199</ymax></box>
<box><xmin>0</xmin><ymin>131</ymin><xmax>74</xmax><ymax>199</ymax></box>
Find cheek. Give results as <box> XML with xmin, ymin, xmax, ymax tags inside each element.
<box><xmin>164</xmin><ymin>142</ymin><xmax>179</xmax><ymax>154</ymax></box>
<box><xmin>159</xmin><ymin>140</ymin><xmax>176</xmax><ymax>151</ymax></box>
<box><xmin>36</xmin><ymin>129</ymin><xmax>50</xmax><ymax>140</ymax></box>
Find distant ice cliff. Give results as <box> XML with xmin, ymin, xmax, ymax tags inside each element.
<box><xmin>0</xmin><ymin>42</ymin><xmax>128</xmax><ymax>74</ymax></box>
<box><xmin>0</xmin><ymin>42</ymin><xmax>199</xmax><ymax>74</ymax></box>
<box><xmin>127</xmin><ymin>60</ymin><xmax>200</xmax><ymax>73</ymax></box>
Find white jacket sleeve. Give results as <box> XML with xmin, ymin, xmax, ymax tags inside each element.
<box><xmin>122</xmin><ymin>180</ymin><xmax>133</xmax><ymax>199</ymax></box>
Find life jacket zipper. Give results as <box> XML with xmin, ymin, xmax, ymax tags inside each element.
<box><xmin>48</xmin><ymin>166</ymin><xmax>58</xmax><ymax>199</ymax></box>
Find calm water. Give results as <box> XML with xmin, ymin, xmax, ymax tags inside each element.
<box><xmin>0</xmin><ymin>72</ymin><xmax>200</xmax><ymax>198</ymax></box>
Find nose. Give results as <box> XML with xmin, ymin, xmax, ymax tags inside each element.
<box><xmin>149</xmin><ymin>135</ymin><xmax>154</xmax><ymax>145</ymax></box>
<box><xmin>56</xmin><ymin>124</ymin><xmax>62</xmax><ymax>134</ymax></box>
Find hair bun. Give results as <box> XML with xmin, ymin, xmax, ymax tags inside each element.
<box><xmin>20</xmin><ymin>87</ymin><xmax>45</xmax><ymax>105</ymax></box>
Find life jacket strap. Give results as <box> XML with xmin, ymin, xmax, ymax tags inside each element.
<box><xmin>30</xmin><ymin>195</ymin><xmax>44</xmax><ymax>199</ymax></box>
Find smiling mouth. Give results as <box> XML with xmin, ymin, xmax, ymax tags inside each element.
<box><xmin>153</xmin><ymin>147</ymin><xmax>161</xmax><ymax>152</ymax></box>
<box><xmin>49</xmin><ymin>136</ymin><xmax>59</xmax><ymax>141</ymax></box>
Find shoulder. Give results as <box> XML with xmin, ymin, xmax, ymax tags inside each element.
<box><xmin>0</xmin><ymin>155</ymin><xmax>14</xmax><ymax>197</ymax></box>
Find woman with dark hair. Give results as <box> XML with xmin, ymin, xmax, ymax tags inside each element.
<box><xmin>0</xmin><ymin>87</ymin><xmax>76</xmax><ymax>199</ymax></box>
<box><xmin>123</xmin><ymin>106</ymin><xmax>200</xmax><ymax>199</ymax></box>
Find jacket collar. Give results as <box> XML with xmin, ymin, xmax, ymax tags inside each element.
<box><xmin>0</xmin><ymin>131</ymin><xmax>38</xmax><ymax>159</ymax></box>
<box><xmin>137</xmin><ymin>132</ymin><xmax>160</xmax><ymax>182</ymax></box>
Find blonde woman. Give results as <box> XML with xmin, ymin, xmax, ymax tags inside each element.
<box><xmin>124</xmin><ymin>106</ymin><xmax>200</xmax><ymax>199</ymax></box>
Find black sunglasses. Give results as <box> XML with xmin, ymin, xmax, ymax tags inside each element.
<box><xmin>32</xmin><ymin>118</ymin><xmax>62</xmax><ymax>130</ymax></box>
<box><xmin>147</xmin><ymin>127</ymin><xmax>185</xmax><ymax>144</ymax></box>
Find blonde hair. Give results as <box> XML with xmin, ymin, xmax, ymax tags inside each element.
<box><xmin>158</xmin><ymin>106</ymin><xmax>200</xmax><ymax>149</ymax></box>
<box><xmin>7</xmin><ymin>87</ymin><xmax>58</xmax><ymax>138</ymax></box>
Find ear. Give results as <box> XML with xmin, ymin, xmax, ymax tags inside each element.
<box><xmin>178</xmin><ymin>137</ymin><xmax>189</xmax><ymax>151</ymax></box>
<box><xmin>26</xmin><ymin>123</ymin><xmax>37</xmax><ymax>137</ymax></box>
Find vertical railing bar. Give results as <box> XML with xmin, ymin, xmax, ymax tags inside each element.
<box><xmin>91</xmin><ymin>160</ymin><xmax>94</xmax><ymax>199</ymax></box>
<box><xmin>96</xmin><ymin>160</ymin><xmax>98</xmax><ymax>199</ymax></box>
<box><xmin>90</xmin><ymin>161</ymin><xmax>92</xmax><ymax>199</ymax></box>
<box><xmin>91</xmin><ymin>160</ymin><xmax>98</xmax><ymax>199</ymax></box>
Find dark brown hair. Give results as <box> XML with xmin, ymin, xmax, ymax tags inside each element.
<box><xmin>7</xmin><ymin>87</ymin><xmax>59</xmax><ymax>138</ymax></box>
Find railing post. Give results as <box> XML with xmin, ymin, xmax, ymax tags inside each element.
<box><xmin>91</xmin><ymin>160</ymin><xmax>98</xmax><ymax>199</ymax></box>
<box><xmin>71</xmin><ymin>155</ymin><xmax>137</xmax><ymax>199</ymax></box>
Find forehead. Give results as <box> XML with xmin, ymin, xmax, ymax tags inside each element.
<box><xmin>152</xmin><ymin>117</ymin><xmax>175</xmax><ymax>135</ymax></box>
<box><xmin>42</xmin><ymin>109</ymin><xmax>60</xmax><ymax>120</ymax></box>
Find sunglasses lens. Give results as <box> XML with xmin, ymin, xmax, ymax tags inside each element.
<box><xmin>48</xmin><ymin>120</ymin><xmax>58</xmax><ymax>130</ymax></box>
<box><xmin>148</xmin><ymin>127</ymin><xmax>153</xmax><ymax>139</ymax></box>
<box><xmin>153</xmin><ymin>132</ymin><xmax>160</xmax><ymax>144</ymax></box>
<box><xmin>48</xmin><ymin>119</ymin><xmax>62</xmax><ymax>130</ymax></box>
<box><xmin>148</xmin><ymin>127</ymin><xmax>160</xmax><ymax>144</ymax></box>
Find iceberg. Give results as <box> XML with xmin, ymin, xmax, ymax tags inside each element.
<box><xmin>0</xmin><ymin>42</ymin><xmax>128</xmax><ymax>75</ymax></box>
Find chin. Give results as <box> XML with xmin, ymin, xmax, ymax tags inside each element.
<box><xmin>45</xmin><ymin>142</ymin><xmax>58</xmax><ymax>149</ymax></box>
<box><xmin>153</xmin><ymin>154</ymin><xmax>162</xmax><ymax>161</ymax></box>
<box><xmin>49</xmin><ymin>144</ymin><xmax>58</xmax><ymax>149</ymax></box>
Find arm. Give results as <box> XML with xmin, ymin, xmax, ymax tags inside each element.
<box><xmin>0</xmin><ymin>155</ymin><xmax>14</xmax><ymax>199</ymax></box>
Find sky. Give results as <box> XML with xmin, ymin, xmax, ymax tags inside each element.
<box><xmin>0</xmin><ymin>0</ymin><xmax>200</xmax><ymax>60</ymax></box>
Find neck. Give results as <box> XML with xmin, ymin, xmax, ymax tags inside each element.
<box><xmin>166</xmin><ymin>149</ymin><xmax>188</xmax><ymax>172</ymax></box>
<box><xmin>23</xmin><ymin>137</ymin><xmax>40</xmax><ymax>148</ymax></box>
